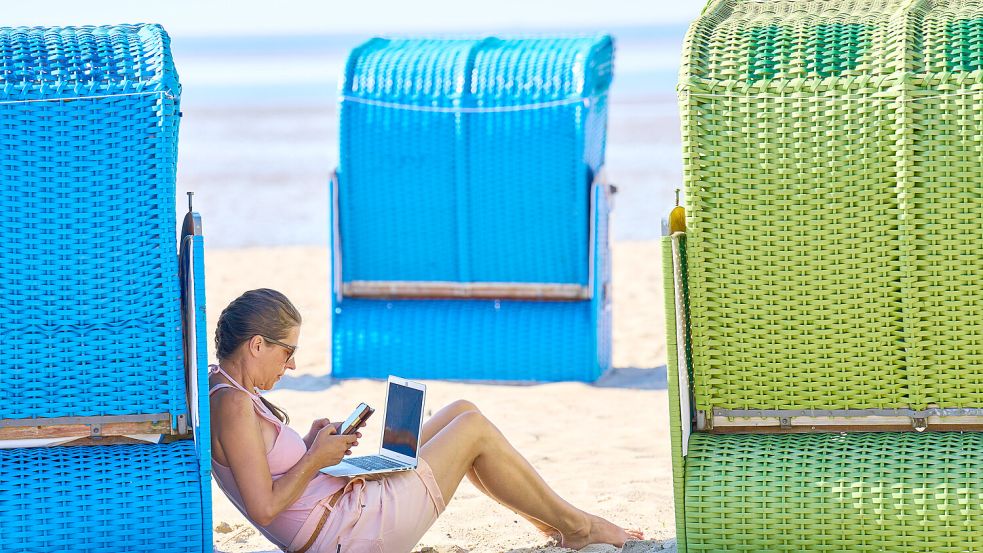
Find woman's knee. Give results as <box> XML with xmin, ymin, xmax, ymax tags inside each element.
<box><xmin>446</xmin><ymin>399</ymin><xmax>479</xmax><ymax>417</ymax></box>
<box><xmin>440</xmin><ymin>411</ymin><xmax>485</xmax><ymax>459</ymax></box>
<box><xmin>451</xmin><ymin>410</ymin><xmax>494</xmax><ymax>441</ymax></box>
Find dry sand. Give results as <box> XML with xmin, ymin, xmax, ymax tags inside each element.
<box><xmin>205</xmin><ymin>241</ymin><xmax>674</xmax><ymax>553</ymax></box>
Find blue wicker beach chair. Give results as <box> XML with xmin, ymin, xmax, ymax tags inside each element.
<box><xmin>331</xmin><ymin>36</ymin><xmax>615</xmax><ymax>381</ymax></box>
<box><xmin>0</xmin><ymin>25</ymin><xmax>211</xmax><ymax>553</ymax></box>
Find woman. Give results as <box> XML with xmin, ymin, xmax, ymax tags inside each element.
<box><xmin>210</xmin><ymin>288</ymin><xmax>642</xmax><ymax>552</ymax></box>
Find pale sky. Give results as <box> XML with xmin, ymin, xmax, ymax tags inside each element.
<box><xmin>5</xmin><ymin>1</ymin><xmax>704</xmax><ymax>36</ymax></box>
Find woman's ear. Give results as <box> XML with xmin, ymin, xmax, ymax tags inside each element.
<box><xmin>248</xmin><ymin>335</ymin><xmax>264</xmax><ymax>357</ymax></box>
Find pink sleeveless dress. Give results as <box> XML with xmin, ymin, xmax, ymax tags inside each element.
<box><xmin>209</xmin><ymin>365</ymin><xmax>445</xmax><ymax>553</ymax></box>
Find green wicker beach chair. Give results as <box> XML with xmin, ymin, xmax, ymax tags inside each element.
<box><xmin>666</xmin><ymin>1</ymin><xmax>983</xmax><ymax>551</ymax></box>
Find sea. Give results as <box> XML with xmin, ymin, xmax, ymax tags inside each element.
<box><xmin>171</xmin><ymin>25</ymin><xmax>687</xmax><ymax>248</ymax></box>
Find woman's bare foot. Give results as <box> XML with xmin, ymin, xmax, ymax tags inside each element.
<box><xmin>560</xmin><ymin>513</ymin><xmax>636</xmax><ymax>549</ymax></box>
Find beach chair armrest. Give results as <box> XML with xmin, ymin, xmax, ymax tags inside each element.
<box><xmin>179</xmin><ymin>203</ymin><xmax>210</xmax><ymax>463</ymax></box>
<box><xmin>663</xmin><ymin>231</ymin><xmax>694</xmax><ymax>450</ymax></box>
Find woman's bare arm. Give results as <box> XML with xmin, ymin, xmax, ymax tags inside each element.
<box><xmin>215</xmin><ymin>391</ymin><xmax>354</xmax><ymax>525</ymax></box>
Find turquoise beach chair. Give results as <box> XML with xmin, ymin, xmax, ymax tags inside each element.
<box><xmin>0</xmin><ymin>25</ymin><xmax>211</xmax><ymax>553</ymax></box>
<box><xmin>331</xmin><ymin>36</ymin><xmax>616</xmax><ymax>381</ymax></box>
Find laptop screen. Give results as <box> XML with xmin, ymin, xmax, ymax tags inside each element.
<box><xmin>381</xmin><ymin>382</ymin><xmax>424</xmax><ymax>458</ymax></box>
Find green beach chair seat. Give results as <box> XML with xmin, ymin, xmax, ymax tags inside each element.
<box><xmin>685</xmin><ymin>432</ymin><xmax>983</xmax><ymax>552</ymax></box>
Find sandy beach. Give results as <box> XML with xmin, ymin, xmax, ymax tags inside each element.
<box><xmin>205</xmin><ymin>241</ymin><xmax>674</xmax><ymax>552</ymax></box>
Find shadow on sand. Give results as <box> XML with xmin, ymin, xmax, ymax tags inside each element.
<box><xmin>273</xmin><ymin>373</ymin><xmax>342</xmax><ymax>391</ymax></box>
<box><xmin>592</xmin><ymin>366</ymin><xmax>667</xmax><ymax>390</ymax></box>
<box><xmin>275</xmin><ymin>366</ymin><xmax>667</xmax><ymax>392</ymax></box>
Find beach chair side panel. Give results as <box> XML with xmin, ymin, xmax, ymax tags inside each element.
<box><xmin>905</xmin><ymin>1</ymin><xmax>983</xmax><ymax>407</ymax></box>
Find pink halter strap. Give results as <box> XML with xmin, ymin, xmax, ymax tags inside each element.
<box><xmin>209</xmin><ymin>364</ymin><xmax>282</xmax><ymax>425</ymax></box>
<box><xmin>209</xmin><ymin>364</ymin><xmax>260</xmax><ymax>397</ymax></box>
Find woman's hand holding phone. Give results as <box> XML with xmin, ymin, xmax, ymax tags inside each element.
<box><xmin>307</xmin><ymin>424</ymin><xmax>360</xmax><ymax>468</ymax></box>
<box><xmin>304</xmin><ymin>404</ymin><xmax>372</xmax><ymax>467</ymax></box>
<box><xmin>303</xmin><ymin>418</ymin><xmax>342</xmax><ymax>448</ymax></box>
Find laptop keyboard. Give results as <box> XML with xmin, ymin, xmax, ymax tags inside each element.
<box><xmin>345</xmin><ymin>455</ymin><xmax>407</xmax><ymax>471</ymax></box>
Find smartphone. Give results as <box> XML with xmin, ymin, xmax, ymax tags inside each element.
<box><xmin>338</xmin><ymin>403</ymin><xmax>374</xmax><ymax>435</ymax></box>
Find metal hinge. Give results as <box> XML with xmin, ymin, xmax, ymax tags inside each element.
<box><xmin>696</xmin><ymin>409</ymin><xmax>712</xmax><ymax>430</ymax></box>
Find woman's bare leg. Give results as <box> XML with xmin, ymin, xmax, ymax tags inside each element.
<box><xmin>421</xmin><ymin>409</ymin><xmax>637</xmax><ymax>548</ymax></box>
<box><xmin>422</xmin><ymin>401</ymin><xmax>559</xmax><ymax>540</ymax></box>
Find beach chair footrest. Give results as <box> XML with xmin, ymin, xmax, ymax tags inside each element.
<box><xmin>685</xmin><ymin>431</ymin><xmax>983</xmax><ymax>552</ymax></box>
<box><xmin>0</xmin><ymin>441</ymin><xmax>207</xmax><ymax>553</ymax></box>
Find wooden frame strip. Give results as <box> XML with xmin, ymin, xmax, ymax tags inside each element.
<box><xmin>342</xmin><ymin>281</ymin><xmax>590</xmax><ymax>301</ymax></box>
<box><xmin>0</xmin><ymin>414</ymin><xmax>174</xmax><ymax>440</ymax></box>
<box><xmin>706</xmin><ymin>408</ymin><xmax>983</xmax><ymax>433</ymax></box>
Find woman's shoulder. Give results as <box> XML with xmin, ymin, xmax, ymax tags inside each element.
<box><xmin>209</xmin><ymin>378</ymin><xmax>256</xmax><ymax>416</ymax></box>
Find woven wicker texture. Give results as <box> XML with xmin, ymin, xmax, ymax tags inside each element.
<box><xmin>906</xmin><ymin>3</ymin><xmax>983</xmax><ymax>407</ymax></box>
<box><xmin>338</xmin><ymin>36</ymin><xmax>612</xmax><ymax>284</ymax></box>
<box><xmin>332</xmin><ymin>37</ymin><xmax>613</xmax><ymax>381</ymax></box>
<box><xmin>684</xmin><ymin>431</ymin><xmax>983</xmax><ymax>552</ymax></box>
<box><xmin>0</xmin><ymin>25</ymin><xmax>185</xmax><ymax>421</ymax></box>
<box><xmin>0</xmin><ymin>25</ymin><xmax>178</xmax><ymax>99</ymax></box>
<box><xmin>0</xmin><ymin>442</ymin><xmax>205</xmax><ymax>553</ymax></box>
<box><xmin>679</xmin><ymin>0</ymin><xmax>983</xmax><ymax>411</ymax></box>
<box><xmin>333</xmin><ymin>297</ymin><xmax>599</xmax><ymax>381</ymax></box>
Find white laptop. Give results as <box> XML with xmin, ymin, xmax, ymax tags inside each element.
<box><xmin>321</xmin><ymin>376</ymin><xmax>426</xmax><ymax>477</ymax></box>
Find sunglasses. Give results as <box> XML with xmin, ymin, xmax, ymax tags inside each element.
<box><xmin>261</xmin><ymin>335</ymin><xmax>298</xmax><ymax>363</ymax></box>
